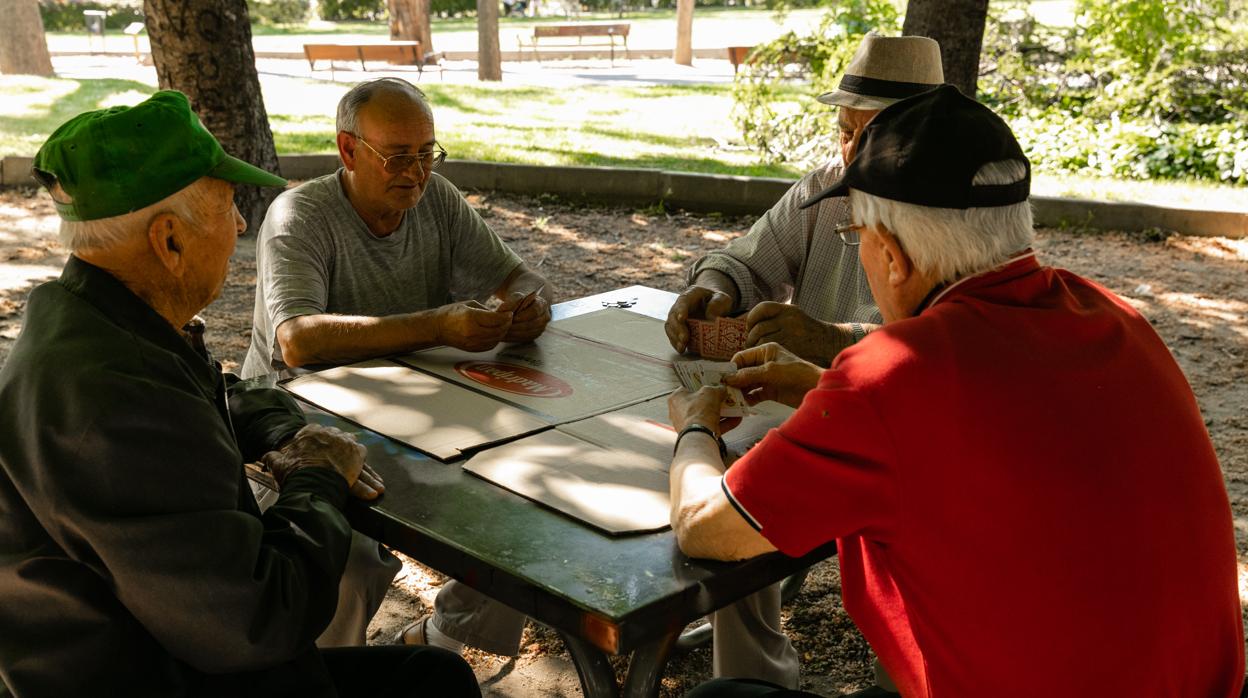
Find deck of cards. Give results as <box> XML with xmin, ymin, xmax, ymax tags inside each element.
<box><xmin>673</xmin><ymin>360</ymin><xmax>755</xmax><ymax>417</ymax></box>
<box><xmin>686</xmin><ymin>316</ymin><xmax>748</xmax><ymax>359</ymax></box>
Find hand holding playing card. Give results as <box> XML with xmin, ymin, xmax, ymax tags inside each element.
<box><xmin>674</xmin><ymin>360</ymin><xmax>755</xmax><ymax>417</ymax></box>
<box><xmin>502</xmin><ymin>286</ymin><xmax>550</xmax><ymax>343</ymax></box>
<box><xmin>685</xmin><ymin>316</ymin><xmax>748</xmax><ymax>359</ymax></box>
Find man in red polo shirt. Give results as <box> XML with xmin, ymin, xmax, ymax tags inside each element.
<box><xmin>668</xmin><ymin>85</ymin><xmax>1243</xmax><ymax>697</ymax></box>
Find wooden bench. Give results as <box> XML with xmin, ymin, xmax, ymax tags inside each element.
<box><xmin>726</xmin><ymin>45</ymin><xmax>755</xmax><ymax>74</ymax></box>
<box><xmin>303</xmin><ymin>42</ymin><xmax>445</xmax><ymax>81</ymax></box>
<box><xmin>519</xmin><ymin>23</ymin><xmax>630</xmax><ymax>65</ymax></box>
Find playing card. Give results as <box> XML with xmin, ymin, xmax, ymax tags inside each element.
<box><xmin>686</xmin><ymin>318</ymin><xmax>714</xmax><ymax>356</ymax></box>
<box><xmin>512</xmin><ymin>286</ymin><xmax>544</xmax><ymax>316</ymax></box>
<box><xmin>673</xmin><ymin>360</ymin><xmax>755</xmax><ymax>417</ymax></box>
<box><xmin>715</xmin><ymin>316</ymin><xmax>748</xmax><ymax>358</ymax></box>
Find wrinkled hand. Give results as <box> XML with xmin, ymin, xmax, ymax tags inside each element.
<box><xmin>498</xmin><ymin>291</ymin><xmax>551</xmax><ymax>343</ymax></box>
<box><xmin>262</xmin><ymin>423</ymin><xmax>368</xmax><ymax>492</ymax></box>
<box><xmin>665</xmin><ymin>286</ymin><xmax>735</xmax><ymax>352</ymax></box>
<box><xmin>667</xmin><ymin>386</ymin><xmax>741</xmax><ymax>436</ymax></box>
<box><xmin>745</xmin><ymin>302</ymin><xmax>852</xmax><ymax>365</ymax></box>
<box><xmin>724</xmin><ymin>342</ymin><xmax>822</xmax><ymax>409</ymax></box>
<box><xmin>436</xmin><ymin>300</ymin><xmax>512</xmax><ymax>352</ymax></box>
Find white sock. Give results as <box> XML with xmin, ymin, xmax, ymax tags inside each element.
<box><xmin>424</xmin><ymin>616</ymin><xmax>466</xmax><ymax>654</ymax></box>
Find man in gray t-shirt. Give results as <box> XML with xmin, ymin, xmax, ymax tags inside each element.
<box><xmin>241</xmin><ymin>168</ymin><xmax>534</xmax><ymax>376</ymax></box>
<box><xmin>242</xmin><ymin>84</ymin><xmax>551</xmax><ymax>378</ymax></box>
<box><xmin>243</xmin><ymin>78</ymin><xmax>553</xmax><ymax>652</ymax></box>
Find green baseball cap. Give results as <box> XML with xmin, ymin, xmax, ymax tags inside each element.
<box><xmin>33</xmin><ymin>90</ymin><xmax>287</xmax><ymax>221</ymax></box>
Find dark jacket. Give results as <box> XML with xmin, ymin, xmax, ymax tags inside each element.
<box><xmin>0</xmin><ymin>256</ymin><xmax>352</xmax><ymax>697</ymax></box>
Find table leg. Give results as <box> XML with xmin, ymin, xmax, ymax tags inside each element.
<box><xmin>621</xmin><ymin>630</ymin><xmax>678</xmax><ymax>698</ymax></box>
<box><xmin>560</xmin><ymin>631</ymin><xmax>619</xmax><ymax>698</ymax></box>
<box><xmin>559</xmin><ymin>629</ymin><xmax>679</xmax><ymax>698</ymax></box>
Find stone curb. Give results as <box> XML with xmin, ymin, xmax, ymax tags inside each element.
<box><xmin>3</xmin><ymin>154</ymin><xmax>1243</xmax><ymax>237</ymax></box>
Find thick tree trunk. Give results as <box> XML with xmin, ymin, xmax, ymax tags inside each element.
<box><xmin>0</xmin><ymin>0</ymin><xmax>54</xmax><ymax>76</ymax></box>
<box><xmin>902</xmin><ymin>0</ymin><xmax>988</xmax><ymax>98</ymax></box>
<box><xmin>388</xmin><ymin>0</ymin><xmax>433</xmax><ymax>59</ymax></box>
<box><xmin>144</xmin><ymin>0</ymin><xmax>281</xmax><ymax>234</ymax></box>
<box><xmin>673</xmin><ymin>0</ymin><xmax>694</xmax><ymax>66</ymax></box>
<box><xmin>477</xmin><ymin>0</ymin><xmax>501</xmax><ymax>81</ymax></box>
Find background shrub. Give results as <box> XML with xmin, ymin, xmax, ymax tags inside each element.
<box><xmin>39</xmin><ymin>0</ymin><xmax>143</xmax><ymax>32</ymax></box>
<box><xmin>246</xmin><ymin>0</ymin><xmax>311</xmax><ymax>25</ymax></box>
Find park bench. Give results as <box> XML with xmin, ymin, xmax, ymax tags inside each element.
<box><xmin>303</xmin><ymin>42</ymin><xmax>445</xmax><ymax>81</ymax></box>
<box><xmin>519</xmin><ymin>23</ymin><xmax>630</xmax><ymax>65</ymax></box>
<box><xmin>726</xmin><ymin>45</ymin><xmax>756</xmax><ymax>74</ymax></box>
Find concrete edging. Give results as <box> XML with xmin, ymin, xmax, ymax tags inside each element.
<box><xmin>2</xmin><ymin>154</ymin><xmax>1243</xmax><ymax>237</ymax></box>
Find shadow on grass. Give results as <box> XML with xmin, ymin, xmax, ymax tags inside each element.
<box><xmin>1</xmin><ymin>78</ymin><xmax>156</xmax><ymax>155</ymax></box>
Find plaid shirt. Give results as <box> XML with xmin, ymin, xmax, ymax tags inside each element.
<box><xmin>689</xmin><ymin>160</ymin><xmax>881</xmax><ymax>325</ymax></box>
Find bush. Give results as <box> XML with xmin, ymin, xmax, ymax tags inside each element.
<box><xmin>732</xmin><ymin>0</ymin><xmax>1248</xmax><ymax>184</ymax></box>
<box><xmin>318</xmin><ymin>0</ymin><xmax>386</xmax><ymax>20</ymax></box>
<box><xmin>431</xmin><ymin>0</ymin><xmax>476</xmax><ymax>16</ymax></box>
<box><xmin>730</xmin><ymin>0</ymin><xmax>900</xmax><ymax>166</ymax></box>
<box><xmin>1015</xmin><ymin>112</ymin><xmax>1248</xmax><ymax>184</ymax></box>
<box><xmin>39</xmin><ymin>0</ymin><xmax>144</xmax><ymax>32</ymax></box>
<box><xmin>246</xmin><ymin>0</ymin><xmax>310</xmax><ymax>25</ymax></box>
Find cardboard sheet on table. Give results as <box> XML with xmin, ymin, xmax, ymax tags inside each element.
<box><xmin>461</xmin><ymin>398</ymin><xmax>795</xmax><ymax>534</ymax></box>
<box><xmin>283</xmin><ymin>360</ymin><xmax>550</xmax><ymax>461</ymax></box>
<box><xmin>547</xmin><ymin>308</ymin><xmax>683</xmax><ymax>363</ymax></box>
<box><xmin>395</xmin><ymin>329</ymin><xmax>679</xmax><ymax>423</ymax></box>
<box><xmin>463</xmin><ymin>429</ymin><xmax>671</xmax><ymax>535</ymax></box>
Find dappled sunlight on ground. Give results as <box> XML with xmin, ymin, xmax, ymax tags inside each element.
<box><xmin>1172</xmin><ymin>236</ymin><xmax>1248</xmax><ymax>262</ymax></box>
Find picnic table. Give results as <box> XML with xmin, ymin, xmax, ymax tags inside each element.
<box><xmin>519</xmin><ymin>22</ymin><xmax>631</xmax><ymax>65</ymax></box>
<box><xmin>255</xmin><ymin>285</ymin><xmax>836</xmax><ymax>697</ymax></box>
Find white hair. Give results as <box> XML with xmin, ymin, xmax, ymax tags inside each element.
<box><xmin>57</xmin><ymin>178</ymin><xmax>215</xmax><ymax>253</ymax></box>
<box><xmin>849</xmin><ymin>160</ymin><xmax>1035</xmax><ymax>283</ymax></box>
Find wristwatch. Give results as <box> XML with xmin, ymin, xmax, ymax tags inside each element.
<box><xmin>850</xmin><ymin>322</ymin><xmax>866</xmax><ymax>344</ymax></box>
<box><xmin>675</xmin><ymin>423</ymin><xmax>728</xmax><ymax>461</ymax></box>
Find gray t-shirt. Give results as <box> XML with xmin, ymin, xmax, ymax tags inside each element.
<box><xmin>242</xmin><ymin>170</ymin><xmax>523</xmax><ymax>377</ymax></box>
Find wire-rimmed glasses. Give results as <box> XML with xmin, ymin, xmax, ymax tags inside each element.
<box><xmin>351</xmin><ymin>133</ymin><xmax>448</xmax><ymax>175</ymax></box>
<box><xmin>834</xmin><ymin>222</ymin><xmax>863</xmax><ymax>246</ymax></box>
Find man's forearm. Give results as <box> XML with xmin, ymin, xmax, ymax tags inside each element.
<box><xmin>691</xmin><ymin>269</ymin><xmax>741</xmax><ymax>311</ymax></box>
<box><xmin>277</xmin><ymin>310</ymin><xmax>443</xmax><ymax>368</ymax></box>
<box><xmin>670</xmin><ymin>433</ymin><xmax>773</xmax><ymax>561</ymax></box>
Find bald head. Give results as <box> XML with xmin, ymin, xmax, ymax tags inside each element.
<box><xmin>336</xmin><ymin>78</ymin><xmax>432</xmax><ymax>135</ymax></box>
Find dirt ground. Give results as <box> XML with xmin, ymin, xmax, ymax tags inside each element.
<box><xmin>1</xmin><ymin>185</ymin><xmax>1246</xmax><ymax>695</ymax></box>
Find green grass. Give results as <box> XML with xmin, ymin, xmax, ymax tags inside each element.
<box><xmin>0</xmin><ymin>77</ymin><xmax>156</xmax><ymax>158</ymax></box>
<box><xmin>0</xmin><ymin>75</ymin><xmax>800</xmax><ymax>178</ymax></box>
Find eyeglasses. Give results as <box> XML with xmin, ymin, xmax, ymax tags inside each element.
<box><xmin>350</xmin><ymin>133</ymin><xmax>448</xmax><ymax>175</ymax></box>
<box><xmin>834</xmin><ymin>222</ymin><xmax>864</xmax><ymax>246</ymax></box>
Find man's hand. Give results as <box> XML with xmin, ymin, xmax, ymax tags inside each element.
<box><xmin>498</xmin><ymin>290</ymin><xmax>551</xmax><ymax>343</ymax></box>
<box><xmin>262</xmin><ymin>423</ymin><xmax>368</xmax><ymax>491</ymax></box>
<box><xmin>724</xmin><ymin>342</ymin><xmax>822</xmax><ymax>409</ymax></box>
<box><xmin>665</xmin><ymin>286</ymin><xmax>736</xmax><ymax>352</ymax></box>
<box><xmin>435</xmin><ymin>300</ymin><xmax>513</xmax><ymax>352</ymax></box>
<box><xmin>744</xmin><ymin>302</ymin><xmax>853</xmax><ymax>366</ymax></box>
<box><xmin>668</xmin><ymin>386</ymin><xmax>741</xmax><ymax>436</ymax></box>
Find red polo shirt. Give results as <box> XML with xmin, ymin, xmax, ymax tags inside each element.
<box><xmin>724</xmin><ymin>252</ymin><xmax>1243</xmax><ymax>697</ymax></box>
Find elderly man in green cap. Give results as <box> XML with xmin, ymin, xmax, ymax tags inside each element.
<box><xmin>0</xmin><ymin>91</ymin><xmax>480</xmax><ymax>697</ymax></box>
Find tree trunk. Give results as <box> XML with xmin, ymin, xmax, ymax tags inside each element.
<box><xmin>477</xmin><ymin>0</ymin><xmax>501</xmax><ymax>81</ymax></box>
<box><xmin>902</xmin><ymin>0</ymin><xmax>989</xmax><ymax>98</ymax></box>
<box><xmin>388</xmin><ymin>0</ymin><xmax>433</xmax><ymax>59</ymax></box>
<box><xmin>673</xmin><ymin>0</ymin><xmax>694</xmax><ymax>66</ymax></box>
<box><xmin>0</xmin><ymin>0</ymin><xmax>54</xmax><ymax>76</ymax></box>
<box><xmin>144</xmin><ymin>0</ymin><xmax>281</xmax><ymax>234</ymax></box>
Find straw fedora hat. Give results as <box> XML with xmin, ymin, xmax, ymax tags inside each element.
<box><xmin>817</xmin><ymin>33</ymin><xmax>945</xmax><ymax>110</ymax></box>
